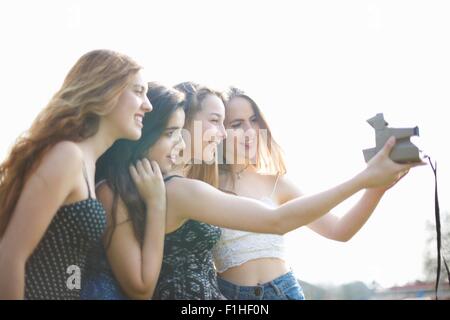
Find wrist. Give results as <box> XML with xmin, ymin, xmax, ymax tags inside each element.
<box><xmin>143</xmin><ymin>191</ymin><xmax>165</xmax><ymax>205</ymax></box>
<box><xmin>145</xmin><ymin>200</ymin><xmax>166</xmax><ymax>213</ymax></box>
<box><xmin>352</xmin><ymin>170</ymin><xmax>368</xmax><ymax>190</ymax></box>
<box><xmin>365</xmin><ymin>187</ymin><xmax>386</xmax><ymax>198</ymax></box>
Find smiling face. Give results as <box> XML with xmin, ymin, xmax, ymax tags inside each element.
<box><xmin>104</xmin><ymin>70</ymin><xmax>153</xmax><ymax>140</ymax></box>
<box><xmin>224</xmin><ymin>96</ymin><xmax>260</xmax><ymax>164</ymax></box>
<box><xmin>186</xmin><ymin>93</ymin><xmax>227</xmax><ymax>163</ymax></box>
<box><xmin>147</xmin><ymin>107</ymin><xmax>186</xmax><ymax>174</ymax></box>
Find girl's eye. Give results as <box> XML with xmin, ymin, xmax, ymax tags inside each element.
<box><xmin>251</xmin><ymin>117</ymin><xmax>258</xmax><ymax>122</ymax></box>
<box><xmin>135</xmin><ymin>86</ymin><xmax>147</xmax><ymax>95</ymax></box>
<box><xmin>210</xmin><ymin>119</ymin><xmax>219</xmax><ymax>123</ymax></box>
<box><xmin>230</xmin><ymin>123</ymin><xmax>241</xmax><ymax>129</ymax></box>
<box><xmin>166</xmin><ymin>131</ymin><xmax>174</xmax><ymax>137</ymax></box>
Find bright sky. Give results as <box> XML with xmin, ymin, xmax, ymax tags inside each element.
<box><xmin>1</xmin><ymin>0</ymin><xmax>449</xmax><ymax>288</ymax></box>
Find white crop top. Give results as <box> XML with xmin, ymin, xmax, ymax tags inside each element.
<box><xmin>212</xmin><ymin>176</ymin><xmax>286</xmax><ymax>273</ymax></box>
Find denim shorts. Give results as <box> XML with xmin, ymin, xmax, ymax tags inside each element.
<box><xmin>217</xmin><ymin>270</ymin><xmax>305</xmax><ymax>300</ymax></box>
<box><xmin>80</xmin><ymin>271</ymin><xmax>128</xmax><ymax>300</ymax></box>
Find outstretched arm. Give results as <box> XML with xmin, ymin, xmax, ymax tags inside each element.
<box><xmin>168</xmin><ymin>169</ymin><xmax>365</xmax><ymax>235</ymax></box>
<box><xmin>167</xmin><ymin>137</ymin><xmax>417</xmax><ymax>235</ymax></box>
<box><xmin>277</xmin><ymin>175</ymin><xmax>389</xmax><ymax>241</ymax></box>
<box><xmin>277</xmin><ymin>153</ymin><xmax>412</xmax><ymax>241</ymax></box>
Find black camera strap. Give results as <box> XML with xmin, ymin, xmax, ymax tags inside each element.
<box><xmin>425</xmin><ymin>156</ymin><xmax>450</xmax><ymax>299</ymax></box>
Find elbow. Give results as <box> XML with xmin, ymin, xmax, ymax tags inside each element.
<box><xmin>127</xmin><ymin>291</ymin><xmax>153</xmax><ymax>300</ymax></box>
<box><xmin>122</xmin><ymin>277</ymin><xmax>157</xmax><ymax>300</ymax></box>
<box><xmin>327</xmin><ymin>224</ymin><xmax>353</xmax><ymax>242</ymax></box>
<box><xmin>271</xmin><ymin>213</ymin><xmax>287</xmax><ymax>235</ymax></box>
<box><xmin>333</xmin><ymin>232</ymin><xmax>353</xmax><ymax>242</ymax></box>
<box><xmin>124</xmin><ymin>285</ymin><xmax>155</xmax><ymax>300</ymax></box>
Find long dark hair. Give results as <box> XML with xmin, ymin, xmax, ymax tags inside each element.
<box><xmin>96</xmin><ymin>82</ymin><xmax>185</xmax><ymax>247</ymax></box>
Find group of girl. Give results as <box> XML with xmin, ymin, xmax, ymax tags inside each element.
<box><xmin>0</xmin><ymin>50</ymin><xmax>420</xmax><ymax>300</ymax></box>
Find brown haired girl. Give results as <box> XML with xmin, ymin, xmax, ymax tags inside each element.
<box><xmin>0</xmin><ymin>49</ymin><xmax>152</xmax><ymax>299</ymax></box>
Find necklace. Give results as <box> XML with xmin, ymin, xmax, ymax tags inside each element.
<box><xmin>235</xmin><ymin>164</ymin><xmax>249</xmax><ymax>180</ymax></box>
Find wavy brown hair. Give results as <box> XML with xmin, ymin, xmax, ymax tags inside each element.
<box><xmin>0</xmin><ymin>49</ymin><xmax>142</xmax><ymax>237</ymax></box>
<box><xmin>174</xmin><ymin>82</ymin><xmax>225</xmax><ymax>188</ymax></box>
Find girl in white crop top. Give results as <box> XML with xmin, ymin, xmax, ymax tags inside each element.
<box><xmin>213</xmin><ymin>87</ymin><xmax>413</xmax><ymax>300</ymax></box>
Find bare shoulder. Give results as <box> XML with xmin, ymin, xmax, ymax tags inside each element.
<box><xmin>34</xmin><ymin>141</ymin><xmax>83</xmax><ymax>185</ymax></box>
<box><xmin>48</xmin><ymin>141</ymin><xmax>83</xmax><ymax>160</ymax></box>
<box><xmin>259</xmin><ymin>173</ymin><xmax>279</xmax><ymax>184</ymax></box>
<box><xmin>165</xmin><ymin>177</ymin><xmax>221</xmax><ymax>206</ymax></box>
<box><xmin>277</xmin><ymin>174</ymin><xmax>297</xmax><ymax>187</ymax></box>
<box><xmin>255</xmin><ymin>173</ymin><xmax>281</xmax><ymax>191</ymax></box>
<box><xmin>275</xmin><ymin>174</ymin><xmax>304</xmax><ymax>202</ymax></box>
<box><xmin>165</xmin><ymin>176</ymin><xmax>205</xmax><ymax>195</ymax></box>
<box><xmin>40</xmin><ymin>141</ymin><xmax>83</xmax><ymax>172</ymax></box>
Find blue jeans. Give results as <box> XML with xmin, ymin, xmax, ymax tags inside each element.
<box><xmin>80</xmin><ymin>244</ymin><xmax>128</xmax><ymax>300</ymax></box>
<box><xmin>217</xmin><ymin>270</ymin><xmax>305</xmax><ymax>300</ymax></box>
<box><xmin>80</xmin><ymin>271</ymin><xmax>128</xmax><ymax>300</ymax></box>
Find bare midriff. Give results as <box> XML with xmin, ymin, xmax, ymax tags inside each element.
<box><xmin>217</xmin><ymin>257</ymin><xmax>289</xmax><ymax>286</ymax></box>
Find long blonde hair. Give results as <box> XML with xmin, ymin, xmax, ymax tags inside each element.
<box><xmin>0</xmin><ymin>49</ymin><xmax>142</xmax><ymax>237</ymax></box>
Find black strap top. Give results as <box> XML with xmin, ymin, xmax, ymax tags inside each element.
<box><xmin>24</xmin><ymin>163</ymin><xmax>107</xmax><ymax>300</ymax></box>
<box><xmin>153</xmin><ymin>175</ymin><xmax>225</xmax><ymax>300</ymax></box>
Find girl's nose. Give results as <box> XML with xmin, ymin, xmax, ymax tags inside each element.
<box><xmin>143</xmin><ymin>97</ymin><xmax>153</xmax><ymax>112</ymax></box>
<box><xmin>218</xmin><ymin>123</ymin><xmax>227</xmax><ymax>140</ymax></box>
<box><xmin>175</xmin><ymin>135</ymin><xmax>186</xmax><ymax>152</ymax></box>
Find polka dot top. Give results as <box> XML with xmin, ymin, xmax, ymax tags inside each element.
<box><xmin>24</xmin><ymin>164</ymin><xmax>106</xmax><ymax>300</ymax></box>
